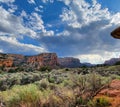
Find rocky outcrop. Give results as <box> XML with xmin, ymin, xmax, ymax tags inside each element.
<box><xmin>0</xmin><ymin>59</ymin><xmax>13</xmax><ymax>67</ymax></box>
<box><xmin>0</xmin><ymin>53</ymin><xmax>82</xmax><ymax>70</ymax></box>
<box><xmin>104</xmin><ymin>58</ymin><xmax>120</xmax><ymax>65</ymax></box>
<box><xmin>0</xmin><ymin>53</ymin><xmax>13</xmax><ymax>67</ymax></box>
<box><xmin>0</xmin><ymin>53</ymin><xmax>58</xmax><ymax>70</ymax></box>
<box><xmin>58</xmin><ymin>57</ymin><xmax>81</xmax><ymax>68</ymax></box>
<box><xmin>0</xmin><ymin>53</ymin><xmax>25</xmax><ymax>67</ymax></box>
<box><xmin>95</xmin><ymin>79</ymin><xmax>120</xmax><ymax>107</ymax></box>
<box><xmin>27</xmin><ymin>53</ymin><xmax>58</xmax><ymax>69</ymax></box>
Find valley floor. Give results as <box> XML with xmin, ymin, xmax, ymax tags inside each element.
<box><xmin>0</xmin><ymin>65</ymin><xmax>120</xmax><ymax>107</ymax></box>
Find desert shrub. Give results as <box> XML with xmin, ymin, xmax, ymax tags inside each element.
<box><xmin>88</xmin><ymin>73</ymin><xmax>102</xmax><ymax>91</ymax></box>
<box><xmin>39</xmin><ymin>66</ymin><xmax>52</xmax><ymax>72</ymax></box>
<box><xmin>95</xmin><ymin>97</ymin><xmax>110</xmax><ymax>107</ymax></box>
<box><xmin>0</xmin><ymin>84</ymin><xmax>41</xmax><ymax>107</ymax></box>
<box><xmin>8</xmin><ymin>69</ymin><xmax>17</xmax><ymax>73</ymax></box>
<box><xmin>61</xmin><ymin>79</ymin><xmax>74</xmax><ymax>88</ymax></box>
<box><xmin>0</xmin><ymin>72</ymin><xmax>43</xmax><ymax>91</ymax></box>
<box><xmin>75</xmin><ymin>97</ymin><xmax>87</xmax><ymax>105</ymax></box>
<box><xmin>35</xmin><ymin>79</ymin><xmax>49</xmax><ymax>90</ymax></box>
<box><xmin>48</xmin><ymin>77</ymin><xmax>55</xmax><ymax>83</ymax></box>
<box><xmin>48</xmin><ymin>87</ymin><xmax>76</xmax><ymax>107</ymax></box>
<box><xmin>109</xmin><ymin>74</ymin><xmax>120</xmax><ymax>80</ymax></box>
<box><xmin>65</xmin><ymin>68</ymin><xmax>69</xmax><ymax>71</ymax></box>
<box><xmin>88</xmin><ymin>97</ymin><xmax>110</xmax><ymax>107</ymax></box>
<box><xmin>115</xmin><ymin>61</ymin><xmax>120</xmax><ymax>65</ymax></box>
<box><xmin>49</xmin><ymin>83</ymin><xmax>57</xmax><ymax>90</ymax></box>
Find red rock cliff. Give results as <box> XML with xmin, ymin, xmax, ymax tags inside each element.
<box><xmin>27</xmin><ymin>53</ymin><xmax>58</xmax><ymax>69</ymax></box>
<box><xmin>0</xmin><ymin>59</ymin><xmax>13</xmax><ymax>67</ymax></box>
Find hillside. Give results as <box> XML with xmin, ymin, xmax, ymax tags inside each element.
<box><xmin>0</xmin><ymin>65</ymin><xmax>120</xmax><ymax>107</ymax></box>
<box><xmin>0</xmin><ymin>53</ymin><xmax>82</xmax><ymax>72</ymax></box>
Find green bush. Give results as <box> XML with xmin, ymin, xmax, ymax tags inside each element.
<box><xmin>95</xmin><ymin>97</ymin><xmax>110</xmax><ymax>107</ymax></box>
<box><xmin>35</xmin><ymin>79</ymin><xmax>49</xmax><ymax>90</ymax></box>
<box><xmin>88</xmin><ymin>97</ymin><xmax>110</xmax><ymax>107</ymax></box>
<box><xmin>48</xmin><ymin>77</ymin><xmax>55</xmax><ymax>83</ymax></box>
<box><xmin>39</xmin><ymin>66</ymin><xmax>52</xmax><ymax>72</ymax></box>
<box><xmin>0</xmin><ymin>84</ymin><xmax>41</xmax><ymax>107</ymax></box>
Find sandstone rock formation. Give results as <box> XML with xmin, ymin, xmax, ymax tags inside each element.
<box><xmin>0</xmin><ymin>53</ymin><xmax>25</xmax><ymax>68</ymax></box>
<box><xmin>0</xmin><ymin>53</ymin><xmax>58</xmax><ymax>70</ymax></box>
<box><xmin>58</xmin><ymin>57</ymin><xmax>81</xmax><ymax>68</ymax></box>
<box><xmin>0</xmin><ymin>59</ymin><xmax>13</xmax><ymax>67</ymax></box>
<box><xmin>0</xmin><ymin>53</ymin><xmax>13</xmax><ymax>67</ymax></box>
<box><xmin>0</xmin><ymin>53</ymin><xmax>82</xmax><ymax>70</ymax></box>
<box><xmin>27</xmin><ymin>53</ymin><xmax>58</xmax><ymax>69</ymax></box>
<box><xmin>95</xmin><ymin>79</ymin><xmax>120</xmax><ymax>107</ymax></box>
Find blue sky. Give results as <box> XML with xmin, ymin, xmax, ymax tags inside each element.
<box><xmin>0</xmin><ymin>0</ymin><xmax>120</xmax><ymax>64</ymax></box>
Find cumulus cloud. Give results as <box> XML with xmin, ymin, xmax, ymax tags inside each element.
<box><xmin>0</xmin><ymin>36</ymin><xmax>47</xmax><ymax>55</ymax></box>
<box><xmin>28</xmin><ymin>12</ymin><xmax>54</xmax><ymax>36</ymax></box>
<box><xmin>60</xmin><ymin>0</ymin><xmax>111</xmax><ymax>28</ymax></box>
<box><xmin>27</xmin><ymin>0</ymin><xmax>35</xmax><ymax>4</ymax></box>
<box><xmin>38</xmin><ymin>0</ymin><xmax>120</xmax><ymax>63</ymax></box>
<box><xmin>0</xmin><ymin>0</ymin><xmax>15</xmax><ymax>3</ymax></box>
<box><xmin>42</xmin><ymin>0</ymin><xmax>54</xmax><ymax>3</ymax></box>
<box><xmin>0</xmin><ymin>6</ymin><xmax>37</xmax><ymax>38</ymax></box>
<box><xmin>75</xmin><ymin>51</ymin><xmax>120</xmax><ymax>64</ymax></box>
<box><xmin>0</xmin><ymin>5</ymin><xmax>53</xmax><ymax>55</ymax></box>
<box><xmin>0</xmin><ymin>6</ymin><xmax>54</xmax><ymax>38</ymax></box>
<box><xmin>35</xmin><ymin>6</ymin><xmax>43</xmax><ymax>12</ymax></box>
<box><xmin>0</xmin><ymin>0</ymin><xmax>120</xmax><ymax>63</ymax></box>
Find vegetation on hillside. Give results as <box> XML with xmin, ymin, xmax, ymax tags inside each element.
<box><xmin>0</xmin><ymin>65</ymin><xmax>120</xmax><ymax>107</ymax></box>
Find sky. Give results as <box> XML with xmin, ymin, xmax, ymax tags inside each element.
<box><xmin>0</xmin><ymin>0</ymin><xmax>120</xmax><ymax>64</ymax></box>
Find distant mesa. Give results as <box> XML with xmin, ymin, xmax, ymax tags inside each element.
<box><xmin>0</xmin><ymin>53</ymin><xmax>83</xmax><ymax>71</ymax></box>
<box><xmin>0</xmin><ymin>53</ymin><xmax>58</xmax><ymax>71</ymax></box>
<box><xmin>27</xmin><ymin>53</ymin><xmax>58</xmax><ymax>69</ymax></box>
<box><xmin>111</xmin><ymin>27</ymin><xmax>120</xmax><ymax>39</ymax></box>
<box><xmin>104</xmin><ymin>57</ymin><xmax>120</xmax><ymax>65</ymax></box>
<box><xmin>58</xmin><ymin>57</ymin><xmax>81</xmax><ymax>68</ymax></box>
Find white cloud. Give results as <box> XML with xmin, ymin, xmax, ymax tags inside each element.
<box><xmin>0</xmin><ymin>0</ymin><xmax>17</xmax><ymax>13</ymax></box>
<box><xmin>27</xmin><ymin>0</ymin><xmax>35</xmax><ymax>4</ymax></box>
<box><xmin>29</xmin><ymin>12</ymin><xmax>45</xmax><ymax>31</ymax></box>
<box><xmin>60</xmin><ymin>8</ymin><xmax>81</xmax><ymax>28</ymax></box>
<box><xmin>60</xmin><ymin>0</ymin><xmax>111</xmax><ymax>28</ymax></box>
<box><xmin>42</xmin><ymin>0</ymin><xmax>54</xmax><ymax>3</ymax></box>
<box><xmin>0</xmin><ymin>6</ymin><xmax>37</xmax><ymax>38</ymax></box>
<box><xmin>0</xmin><ymin>6</ymin><xmax>54</xmax><ymax>38</ymax></box>
<box><xmin>0</xmin><ymin>0</ymin><xmax>15</xmax><ymax>3</ymax></box>
<box><xmin>56</xmin><ymin>30</ymin><xmax>70</xmax><ymax>36</ymax></box>
<box><xmin>110</xmin><ymin>12</ymin><xmax>120</xmax><ymax>25</ymax></box>
<box><xmin>75</xmin><ymin>51</ymin><xmax>120</xmax><ymax>64</ymax></box>
<box><xmin>27</xmin><ymin>12</ymin><xmax>54</xmax><ymax>36</ymax></box>
<box><xmin>20</xmin><ymin>10</ymin><xmax>27</xmax><ymax>18</ymax></box>
<box><xmin>39</xmin><ymin>0</ymin><xmax>120</xmax><ymax>64</ymax></box>
<box><xmin>35</xmin><ymin>7</ymin><xmax>43</xmax><ymax>12</ymax></box>
<box><xmin>0</xmin><ymin>49</ymin><xmax>3</xmax><ymax>53</ymax></box>
<box><xmin>0</xmin><ymin>36</ymin><xmax>47</xmax><ymax>55</ymax></box>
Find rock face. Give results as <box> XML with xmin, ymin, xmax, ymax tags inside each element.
<box><xmin>95</xmin><ymin>79</ymin><xmax>120</xmax><ymax>107</ymax></box>
<box><xmin>0</xmin><ymin>53</ymin><xmax>82</xmax><ymax>70</ymax></box>
<box><xmin>58</xmin><ymin>57</ymin><xmax>81</xmax><ymax>68</ymax></box>
<box><xmin>0</xmin><ymin>53</ymin><xmax>25</xmax><ymax>67</ymax></box>
<box><xmin>0</xmin><ymin>53</ymin><xmax>58</xmax><ymax>70</ymax></box>
<box><xmin>27</xmin><ymin>53</ymin><xmax>58</xmax><ymax>69</ymax></box>
<box><xmin>104</xmin><ymin>58</ymin><xmax>120</xmax><ymax>65</ymax></box>
<box><xmin>0</xmin><ymin>59</ymin><xmax>13</xmax><ymax>67</ymax></box>
<box><xmin>0</xmin><ymin>53</ymin><xmax>13</xmax><ymax>67</ymax></box>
